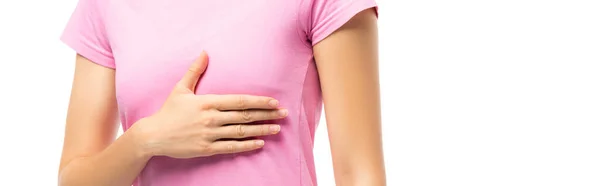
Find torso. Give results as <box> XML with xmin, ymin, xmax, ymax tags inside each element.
<box><xmin>106</xmin><ymin>0</ymin><xmax>322</xmax><ymax>185</ymax></box>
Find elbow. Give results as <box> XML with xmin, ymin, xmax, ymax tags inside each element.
<box><xmin>334</xmin><ymin>161</ymin><xmax>387</xmax><ymax>186</ymax></box>
<box><xmin>341</xmin><ymin>169</ymin><xmax>387</xmax><ymax>186</ymax></box>
<box><xmin>57</xmin><ymin>171</ymin><xmax>69</xmax><ymax>186</ymax></box>
<box><xmin>58</xmin><ymin>160</ymin><xmax>74</xmax><ymax>186</ymax></box>
<box><xmin>58</xmin><ymin>162</ymin><xmax>81</xmax><ymax>186</ymax></box>
<box><xmin>353</xmin><ymin>173</ymin><xmax>387</xmax><ymax>186</ymax></box>
<box><xmin>58</xmin><ymin>169</ymin><xmax>77</xmax><ymax>186</ymax></box>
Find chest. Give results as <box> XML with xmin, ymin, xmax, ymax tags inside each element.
<box><xmin>102</xmin><ymin>0</ymin><xmax>313</xmax><ymax>116</ymax></box>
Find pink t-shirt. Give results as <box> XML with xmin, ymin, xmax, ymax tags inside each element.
<box><xmin>61</xmin><ymin>0</ymin><xmax>377</xmax><ymax>185</ymax></box>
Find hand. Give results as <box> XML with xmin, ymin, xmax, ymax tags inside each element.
<box><xmin>133</xmin><ymin>51</ymin><xmax>288</xmax><ymax>159</ymax></box>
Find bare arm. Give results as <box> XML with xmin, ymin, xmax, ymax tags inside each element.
<box><xmin>58</xmin><ymin>53</ymin><xmax>286</xmax><ymax>186</ymax></box>
<box><xmin>313</xmin><ymin>8</ymin><xmax>386</xmax><ymax>186</ymax></box>
<box><xmin>58</xmin><ymin>55</ymin><xmax>151</xmax><ymax>186</ymax></box>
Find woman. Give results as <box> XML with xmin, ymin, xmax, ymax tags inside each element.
<box><xmin>58</xmin><ymin>0</ymin><xmax>385</xmax><ymax>185</ymax></box>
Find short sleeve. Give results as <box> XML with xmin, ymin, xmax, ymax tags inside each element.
<box><xmin>61</xmin><ymin>0</ymin><xmax>115</xmax><ymax>69</ymax></box>
<box><xmin>306</xmin><ymin>0</ymin><xmax>378</xmax><ymax>46</ymax></box>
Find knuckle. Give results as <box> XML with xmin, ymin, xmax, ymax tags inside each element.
<box><xmin>202</xmin><ymin>116</ymin><xmax>215</xmax><ymax>126</ymax></box>
<box><xmin>196</xmin><ymin>95</ymin><xmax>211</xmax><ymax>107</ymax></box>
<box><xmin>236</xmin><ymin>124</ymin><xmax>246</xmax><ymax>137</ymax></box>
<box><xmin>239</xmin><ymin>143</ymin><xmax>250</xmax><ymax>151</ymax></box>
<box><xmin>199</xmin><ymin>96</ymin><xmax>221</xmax><ymax>110</ymax></box>
<box><xmin>250</xmin><ymin>141</ymin><xmax>261</xmax><ymax>149</ymax></box>
<box><xmin>187</xmin><ymin>66</ymin><xmax>200</xmax><ymax>74</ymax></box>
<box><xmin>240</xmin><ymin>110</ymin><xmax>252</xmax><ymax>122</ymax></box>
<box><xmin>198</xmin><ymin>102</ymin><xmax>212</xmax><ymax>110</ymax></box>
<box><xmin>197</xmin><ymin>97</ymin><xmax>212</xmax><ymax>109</ymax></box>
<box><xmin>272</xmin><ymin>110</ymin><xmax>280</xmax><ymax>118</ymax></box>
<box><xmin>203</xmin><ymin>129</ymin><xmax>218</xmax><ymax>139</ymax></box>
<box><xmin>228</xmin><ymin>144</ymin><xmax>236</xmax><ymax>153</ymax></box>
<box><xmin>262</xmin><ymin>125</ymin><xmax>270</xmax><ymax>135</ymax></box>
<box><xmin>200</xmin><ymin>143</ymin><xmax>213</xmax><ymax>154</ymax></box>
<box><xmin>211</xmin><ymin>102</ymin><xmax>222</xmax><ymax>110</ymax></box>
<box><xmin>244</xmin><ymin>142</ymin><xmax>252</xmax><ymax>150</ymax></box>
<box><xmin>237</xmin><ymin>95</ymin><xmax>247</xmax><ymax>109</ymax></box>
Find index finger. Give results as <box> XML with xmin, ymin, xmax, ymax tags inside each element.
<box><xmin>202</xmin><ymin>94</ymin><xmax>280</xmax><ymax>110</ymax></box>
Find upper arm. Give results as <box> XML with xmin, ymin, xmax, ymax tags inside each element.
<box><xmin>313</xmin><ymin>7</ymin><xmax>385</xmax><ymax>184</ymax></box>
<box><xmin>59</xmin><ymin>0</ymin><xmax>119</xmax><ymax>172</ymax></box>
<box><xmin>59</xmin><ymin>55</ymin><xmax>120</xmax><ymax>172</ymax></box>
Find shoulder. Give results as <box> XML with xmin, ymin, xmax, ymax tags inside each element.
<box><xmin>297</xmin><ymin>0</ymin><xmax>378</xmax><ymax>45</ymax></box>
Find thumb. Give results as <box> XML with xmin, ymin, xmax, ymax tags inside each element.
<box><xmin>177</xmin><ymin>51</ymin><xmax>209</xmax><ymax>91</ymax></box>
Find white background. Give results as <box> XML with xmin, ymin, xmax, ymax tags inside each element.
<box><xmin>1</xmin><ymin>0</ymin><xmax>599</xmax><ymax>185</ymax></box>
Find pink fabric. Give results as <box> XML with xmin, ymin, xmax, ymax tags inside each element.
<box><xmin>61</xmin><ymin>0</ymin><xmax>377</xmax><ymax>185</ymax></box>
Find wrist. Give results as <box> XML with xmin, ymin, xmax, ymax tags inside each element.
<box><xmin>128</xmin><ymin>117</ymin><xmax>160</xmax><ymax>159</ymax></box>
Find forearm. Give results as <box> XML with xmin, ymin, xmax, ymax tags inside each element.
<box><xmin>58</xmin><ymin>122</ymin><xmax>151</xmax><ymax>186</ymax></box>
<box><xmin>328</xmin><ymin>99</ymin><xmax>386</xmax><ymax>186</ymax></box>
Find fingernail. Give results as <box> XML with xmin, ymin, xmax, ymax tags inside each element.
<box><xmin>269</xmin><ymin>100</ymin><xmax>279</xmax><ymax>107</ymax></box>
<box><xmin>270</xmin><ymin>125</ymin><xmax>280</xmax><ymax>133</ymax></box>
<box><xmin>278</xmin><ymin>109</ymin><xmax>288</xmax><ymax>117</ymax></box>
<box><xmin>255</xmin><ymin>140</ymin><xmax>265</xmax><ymax>146</ymax></box>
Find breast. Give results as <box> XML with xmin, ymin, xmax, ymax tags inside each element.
<box><xmin>193</xmin><ymin>34</ymin><xmax>309</xmax><ymax>99</ymax></box>
<box><xmin>110</xmin><ymin>0</ymin><xmax>313</xmax><ymax>125</ymax></box>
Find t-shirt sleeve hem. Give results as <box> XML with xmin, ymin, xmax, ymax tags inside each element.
<box><xmin>311</xmin><ymin>1</ymin><xmax>378</xmax><ymax>46</ymax></box>
<box><xmin>60</xmin><ymin>34</ymin><xmax>116</xmax><ymax>69</ymax></box>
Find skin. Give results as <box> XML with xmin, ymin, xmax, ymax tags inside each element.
<box><xmin>58</xmin><ymin>52</ymin><xmax>287</xmax><ymax>186</ymax></box>
<box><xmin>314</xmin><ymin>9</ymin><xmax>385</xmax><ymax>185</ymax></box>
<box><xmin>58</xmin><ymin>7</ymin><xmax>384</xmax><ymax>186</ymax></box>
